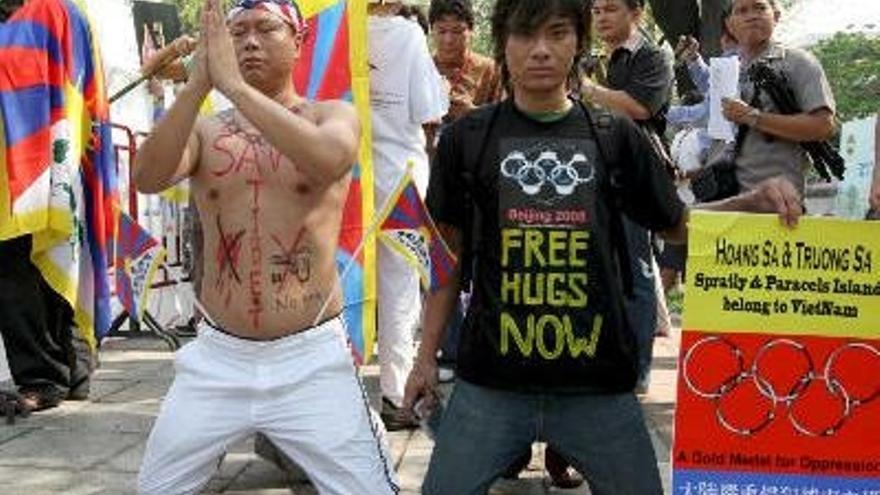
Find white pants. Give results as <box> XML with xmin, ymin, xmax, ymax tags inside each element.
<box><xmin>138</xmin><ymin>316</ymin><xmax>399</xmax><ymax>495</ymax></box>
<box><xmin>377</xmin><ymin>240</ymin><xmax>420</xmax><ymax>407</ymax></box>
<box><xmin>376</xmin><ymin>190</ymin><xmax>421</xmax><ymax>408</ymax></box>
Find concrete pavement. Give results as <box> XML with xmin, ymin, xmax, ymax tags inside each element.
<box><xmin>0</xmin><ymin>327</ymin><xmax>681</xmax><ymax>495</ymax></box>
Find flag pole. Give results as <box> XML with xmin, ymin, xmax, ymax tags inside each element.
<box><xmin>109</xmin><ymin>53</ymin><xmax>182</xmax><ymax>104</ymax></box>
<box><xmin>311</xmin><ymin>161</ymin><xmax>415</xmax><ymax>327</ymax></box>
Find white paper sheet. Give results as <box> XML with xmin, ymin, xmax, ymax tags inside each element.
<box><xmin>708</xmin><ymin>56</ymin><xmax>741</xmax><ymax>143</ymax></box>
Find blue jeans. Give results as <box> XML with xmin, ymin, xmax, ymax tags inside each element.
<box><xmin>623</xmin><ymin>218</ymin><xmax>658</xmax><ymax>384</ymax></box>
<box><xmin>422</xmin><ymin>380</ymin><xmax>662</xmax><ymax>495</ymax></box>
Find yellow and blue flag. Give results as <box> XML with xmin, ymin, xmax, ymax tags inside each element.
<box><xmin>378</xmin><ymin>168</ymin><xmax>457</xmax><ymax>293</ymax></box>
<box><xmin>114</xmin><ymin>211</ymin><xmax>164</xmax><ymax>321</ymax></box>
<box><xmin>294</xmin><ymin>0</ymin><xmax>375</xmax><ymax>363</ymax></box>
<box><xmin>0</xmin><ymin>0</ymin><xmax>118</xmax><ymax>349</ymax></box>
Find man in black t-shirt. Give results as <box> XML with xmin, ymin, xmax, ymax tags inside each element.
<box><xmin>584</xmin><ymin>0</ymin><xmax>673</xmax><ymax>138</ymax></box>
<box><xmin>403</xmin><ymin>1</ymin><xmax>803</xmax><ymax>493</ymax></box>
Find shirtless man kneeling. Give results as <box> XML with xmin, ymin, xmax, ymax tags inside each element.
<box><xmin>134</xmin><ymin>0</ymin><xmax>398</xmax><ymax>493</ymax></box>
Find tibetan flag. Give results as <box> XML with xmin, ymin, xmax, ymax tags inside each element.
<box><xmin>0</xmin><ymin>0</ymin><xmax>119</xmax><ymax>349</ymax></box>
<box><xmin>378</xmin><ymin>167</ymin><xmax>457</xmax><ymax>293</ymax></box>
<box><xmin>293</xmin><ymin>0</ymin><xmax>375</xmax><ymax>364</ymax></box>
<box><xmin>114</xmin><ymin>211</ymin><xmax>164</xmax><ymax>321</ymax></box>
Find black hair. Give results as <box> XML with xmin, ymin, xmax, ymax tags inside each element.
<box><xmin>428</xmin><ymin>0</ymin><xmax>475</xmax><ymax>30</ymax></box>
<box><xmin>620</xmin><ymin>0</ymin><xmax>645</xmax><ymax>9</ymax></box>
<box><xmin>491</xmin><ymin>0</ymin><xmax>590</xmax><ymax>92</ymax></box>
<box><xmin>721</xmin><ymin>0</ymin><xmax>733</xmax><ymax>19</ymax></box>
<box><xmin>592</xmin><ymin>0</ymin><xmax>646</xmax><ymax>10</ymax></box>
<box><xmin>726</xmin><ymin>0</ymin><xmax>781</xmax><ymax>16</ymax></box>
<box><xmin>399</xmin><ymin>5</ymin><xmax>430</xmax><ymax>36</ymax></box>
<box><xmin>724</xmin><ymin>0</ymin><xmax>780</xmax><ymax>43</ymax></box>
<box><xmin>0</xmin><ymin>0</ymin><xmax>26</xmax><ymax>22</ymax></box>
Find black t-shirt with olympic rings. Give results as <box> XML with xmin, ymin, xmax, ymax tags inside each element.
<box><xmin>427</xmin><ymin>100</ymin><xmax>684</xmax><ymax>393</ymax></box>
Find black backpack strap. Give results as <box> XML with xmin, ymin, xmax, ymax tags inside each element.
<box><xmin>734</xmin><ymin>85</ymin><xmax>762</xmax><ymax>153</ymax></box>
<box><xmin>747</xmin><ymin>62</ymin><xmax>845</xmax><ymax>180</ymax></box>
<box><xmin>455</xmin><ymin>102</ymin><xmax>502</xmax><ymax>286</ymax></box>
<box><xmin>576</xmin><ymin>100</ymin><xmax>634</xmax><ymax>297</ymax></box>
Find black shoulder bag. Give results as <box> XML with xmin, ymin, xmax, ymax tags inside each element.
<box><xmin>690</xmin><ymin>107</ymin><xmax>752</xmax><ymax>203</ymax></box>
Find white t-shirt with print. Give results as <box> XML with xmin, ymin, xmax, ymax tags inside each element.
<box><xmin>368</xmin><ymin>16</ymin><xmax>449</xmax><ymax>198</ymax></box>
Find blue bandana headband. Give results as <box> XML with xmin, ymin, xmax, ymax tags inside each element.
<box><xmin>227</xmin><ymin>0</ymin><xmax>307</xmax><ymax>34</ymax></box>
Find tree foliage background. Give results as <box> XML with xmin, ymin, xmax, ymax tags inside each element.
<box><xmin>811</xmin><ymin>32</ymin><xmax>880</xmax><ymax>122</ymax></box>
<box><xmin>168</xmin><ymin>0</ymin><xmax>232</xmax><ymax>32</ymax></box>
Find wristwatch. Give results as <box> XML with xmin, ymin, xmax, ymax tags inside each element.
<box><xmin>745</xmin><ymin>108</ymin><xmax>762</xmax><ymax>128</ymax></box>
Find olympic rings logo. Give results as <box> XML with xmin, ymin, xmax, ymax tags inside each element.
<box><xmin>500</xmin><ymin>151</ymin><xmax>595</xmax><ymax>196</ymax></box>
<box><xmin>682</xmin><ymin>336</ymin><xmax>880</xmax><ymax>437</ymax></box>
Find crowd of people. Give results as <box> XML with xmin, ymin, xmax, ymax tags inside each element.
<box><xmin>1</xmin><ymin>0</ymin><xmax>876</xmax><ymax>493</ymax></box>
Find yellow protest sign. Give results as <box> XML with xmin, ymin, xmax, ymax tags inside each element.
<box><xmin>673</xmin><ymin>212</ymin><xmax>880</xmax><ymax>493</ymax></box>
<box><xmin>685</xmin><ymin>212</ymin><xmax>880</xmax><ymax>338</ymax></box>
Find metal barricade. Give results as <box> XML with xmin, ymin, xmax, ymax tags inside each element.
<box><xmin>105</xmin><ymin>122</ymin><xmax>185</xmax><ymax>350</ymax></box>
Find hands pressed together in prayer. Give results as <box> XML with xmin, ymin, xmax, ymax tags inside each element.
<box><xmin>189</xmin><ymin>0</ymin><xmax>247</xmax><ymax>98</ymax></box>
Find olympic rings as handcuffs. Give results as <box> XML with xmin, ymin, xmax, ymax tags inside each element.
<box><xmin>681</xmin><ymin>335</ymin><xmax>880</xmax><ymax>437</ymax></box>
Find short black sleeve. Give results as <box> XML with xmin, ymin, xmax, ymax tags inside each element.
<box><xmin>426</xmin><ymin>125</ymin><xmax>465</xmax><ymax>229</ymax></box>
<box><xmin>613</xmin><ymin>117</ymin><xmax>685</xmax><ymax>231</ymax></box>
<box><xmin>608</xmin><ymin>45</ymin><xmax>673</xmax><ymax>118</ymax></box>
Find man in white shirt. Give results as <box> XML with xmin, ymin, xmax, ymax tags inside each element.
<box><xmin>368</xmin><ymin>0</ymin><xmax>449</xmax><ymax>430</ymax></box>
